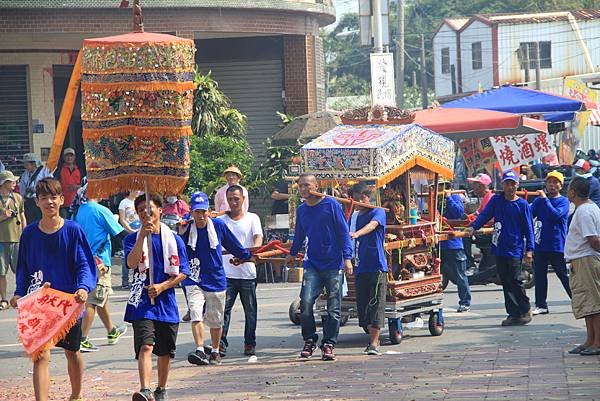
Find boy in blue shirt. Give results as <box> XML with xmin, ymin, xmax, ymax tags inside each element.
<box><xmin>124</xmin><ymin>193</ymin><xmax>189</xmax><ymax>401</ymax></box>
<box><xmin>530</xmin><ymin>170</ymin><xmax>571</xmax><ymax>315</ymax></box>
<box><xmin>285</xmin><ymin>174</ymin><xmax>353</xmax><ymax>361</ymax></box>
<box><xmin>349</xmin><ymin>183</ymin><xmax>387</xmax><ymax>356</ymax></box>
<box><xmin>180</xmin><ymin>191</ymin><xmax>251</xmax><ymax>366</ymax></box>
<box><xmin>437</xmin><ymin>180</ymin><xmax>472</xmax><ymax>312</ymax></box>
<box><xmin>468</xmin><ymin>170</ymin><xmax>534</xmax><ymax>326</ymax></box>
<box><xmin>11</xmin><ymin>178</ymin><xmax>96</xmax><ymax>401</ymax></box>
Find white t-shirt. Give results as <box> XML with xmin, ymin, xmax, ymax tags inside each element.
<box><xmin>219</xmin><ymin>213</ymin><xmax>262</xmax><ymax>279</ymax></box>
<box><xmin>565</xmin><ymin>202</ymin><xmax>600</xmax><ymax>260</ymax></box>
<box><xmin>118</xmin><ymin>197</ymin><xmax>141</xmax><ymax>230</ymax></box>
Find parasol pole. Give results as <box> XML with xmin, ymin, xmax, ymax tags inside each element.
<box><xmin>144</xmin><ymin>181</ymin><xmax>155</xmax><ymax>305</ymax></box>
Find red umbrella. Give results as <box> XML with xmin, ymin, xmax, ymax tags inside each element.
<box><xmin>413</xmin><ymin>108</ymin><xmax>548</xmax><ymax>140</ymax></box>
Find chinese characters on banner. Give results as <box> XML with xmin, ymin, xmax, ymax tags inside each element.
<box><xmin>16</xmin><ymin>286</ymin><xmax>84</xmax><ymax>360</ymax></box>
<box><xmin>370</xmin><ymin>52</ymin><xmax>396</xmax><ymax>107</ymax></box>
<box><xmin>490</xmin><ymin>133</ymin><xmax>553</xmax><ymax>171</ymax></box>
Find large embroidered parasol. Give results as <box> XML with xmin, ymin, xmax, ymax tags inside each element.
<box><xmin>80</xmin><ymin>2</ymin><xmax>196</xmax><ymax>198</ymax></box>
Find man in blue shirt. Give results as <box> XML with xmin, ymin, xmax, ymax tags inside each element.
<box><xmin>468</xmin><ymin>170</ymin><xmax>534</xmax><ymax>326</ymax></box>
<box><xmin>573</xmin><ymin>159</ymin><xmax>600</xmax><ymax>208</ymax></box>
<box><xmin>180</xmin><ymin>191</ymin><xmax>251</xmax><ymax>366</ymax></box>
<box><xmin>11</xmin><ymin>178</ymin><xmax>96</xmax><ymax>401</ymax></box>
<box><xmin>349</xmin><ymin>183</ymin><xmax>387</xmax><ymax>356</ymax></box>
<box><xmin>285</xmin><ymin>174</ymin><xmax>353</xmax><ymax>361</ymax></box>
<box><xmin>437</xmin><ymin>179</ymin><xmax>471</xmax><ymax>312</ymax></box>
<box><xmin>530</xmin><ymin>170</ymin><xmax>571</xmax><ymax>315</ymax></box>
<box><xmin>124</xmin><ymin>193</ymin><xmax>189</xmax><ymax>401</ymax></box>
<box><xmin>75</xmin><ymin>195</ymin><xmax>129</xmax><ymax>352</ymax></box>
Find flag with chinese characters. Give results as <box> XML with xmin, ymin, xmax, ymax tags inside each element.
<box><xmin>490</xmin><ymin>133</ymin><xmax>553</xmax><ymax>171</ymax></box>
<box><xmin>16</xmin><ymin>287</ymin><xmax>84</xmax><ymax>361</ymax></box>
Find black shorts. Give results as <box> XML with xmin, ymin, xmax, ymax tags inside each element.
<box><xmin>56</xmin><ymin>319</ymin><xmax>82</xmax><ymax>352</ymax></box>
<box><xmin>356</xmin><ymin>271</ymin><xmax>387</xmax><ymax>329</ymax></box>
<box><xmin>132</xmin><ymin>319</ymin><xmax>179</xmax><ymax>360</ymax></box>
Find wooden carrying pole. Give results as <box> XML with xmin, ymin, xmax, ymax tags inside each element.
<box><xmin>145</xmin><ymin>182</ymin><xmax>155</xmax><ymax>305</ymax></box>
<box><xmin>47</xmin><ymin>50</ymin><xmax>83</xmax><ymax>171</ymax></box>
<box><xmin>309</xmin><ymin>190</ymin><xmax>389</xmax><ymax>212</ymax></box>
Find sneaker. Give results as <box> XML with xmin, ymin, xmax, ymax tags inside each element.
<box><xmin>107</xmin><ymin>324</ymin><xmax>128</xmax><ymax>345</ymax></box>
<box><xmin>300</xmin><ymin>339</ymin><xmax>316</xmax><ymax>358</ymax></box>
<box><xmin>80</xmin><ymin>337</ymin><xmax>99</xmax><ymax>352</ymax></box>
<box><xmin>244</xmin><ymin>344</ymin><xmax>256</xmax><ymax>356</ymax></box>
<box><xmin>181</xmin><ymin>310</ymin><xmax>191</xmax><ymax>322</ymax></box>
<box><xmin>219</xmin><ymin>342</ymin><xmax>228</xmax><ymax>357</ymax></box>
<box><xmin>457</xmin><ymin>305</ymin><xmax>471</xmax><ymax>313</ymax></box>
<box><xmin>132</xmin><ymin>388</ymin><xmax>154</xmax><ymax>401</ymax></box>
<box><xmin>209</xmin><ymin>351</ymin><xmax>222</xmax><ymax>365</ymax></box>
<box><xmin>532</xmin><ymin>307</ymin><xmax>549</xmax><ymax>315</ymax></box>
<box><xmin>364</xmin><ymin>344</ymin><xmax>381</xmax><ymax>356</ymax></box>
<box><xmin>153</xmin><ymin>387</ymin><xmax>168</xmax><ymax>401</ymax></box>
<box><xmin>187</xmin><ymin>349</ymin><xmax>209</xmax><ymax>365</ymax></box>
<box><xmin>501</xmin><ymin>316</ymin><xmax>520</xmax><ymax>326</ymax></box>
<box><xmin>321</xmin><ymin>343</ymin><xmax>336</xmax><ymax>361</ymax></box>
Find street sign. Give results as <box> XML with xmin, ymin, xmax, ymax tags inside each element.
<box><xmin>370</xmin><ymin>52</ymin><xmax>396</xmax><ymax>107</ymax></box>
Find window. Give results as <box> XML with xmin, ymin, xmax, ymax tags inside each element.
<box><xmin>441</xmin><ymin>47</ymin><xmax>450</xmax><ymax>74</ymax></box>
<box><xmin>519</xmin><ymin>41</ymin><xmax>552</xmax><ymax>69</ymax></box>
<box><xmin>472</xmin><ymin>42</ymin><xmax>482</xmax><ymax>70</ymax></box>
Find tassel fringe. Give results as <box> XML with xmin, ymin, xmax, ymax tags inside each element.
<box><xmin>81</xmin><ymin>81</ymin><xmax>195</xmax><ymax>92</ymax></box>
<box><xmin>25</xmin><ymin>307</ymin><xmax>81</xmax><ymax>362</ymax></box>
<box><xmin>83</xmin><ymin>125</ymin><xmax>192</xmax><ymax>140</ymax></box>
<box><xmin>87</xmin><ymin>175</ymin><xmax>189</xmax><ymax>198</ymax></box>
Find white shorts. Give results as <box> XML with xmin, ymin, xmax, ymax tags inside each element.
<box><xmin>186</xmin><ymin>285</ymin><xmax>226</xmax><ymax>328</ymax></box>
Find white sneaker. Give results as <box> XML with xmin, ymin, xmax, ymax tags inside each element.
<box><xmin>405</xmin><ymin>317</ymin><xmax>424</xmax><ymax>329</ymax></box>
<box><xmin>532</xmin><ymin>307</ymin><xmax>548</xmax><ymax>315</ymax></box>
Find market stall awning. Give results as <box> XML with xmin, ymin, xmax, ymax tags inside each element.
<box><xmin>301</xmin><ymin>124</ymin><xmax>455</xmax><ymax>186</ymax></box>
<box><xmin>442</xmin><ymin>86</ymin><xmax>585</xmax><ymax>123</ymax></box>
<box><xmin>413</xmin><ymin>107</ymin><xmax>548</xmax><ymax>140</ymax></box>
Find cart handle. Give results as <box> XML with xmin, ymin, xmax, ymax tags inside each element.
<box><xmin>309</xmin><ymin>190</ymin><xmax>389</xmax><ymax>212</ymax></box>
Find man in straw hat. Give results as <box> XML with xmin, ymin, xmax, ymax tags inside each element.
<box><xmin>214</xmin><ymin>165</ymin><xmax>249</xmax><ymax>213</ymax></box>
<box><xmin>0</xmin><ymin>170</ymin><xmax>25</xmax><ymax>310</ymax></box>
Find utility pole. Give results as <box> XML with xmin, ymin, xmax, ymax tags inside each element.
<box><xmin>520</xmin><ymin>44</ymin><xmax>530</xmax><ymax>83</ymax></box>
<box><xmin>372</xmin><ymin>0</ymin><xmax>383</xmax><ymax>53</ymax></box>
<box><xmin>420</xmin><ymin>34</ymin><xmax>428</xmax><ymax>109</ymax></box>
<box><xmin>395</xmin><ymin>0</ymin><xmax>405</xmax><ymax>107</ymax></box>
<box><xmin>534</xmin><ymin>42</ymin><xmax>541</xmax><ymax>89</ymax></box>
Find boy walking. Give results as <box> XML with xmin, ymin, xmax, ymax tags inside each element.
<box><xmin>124</xmin><ymin>193</ymin><xmax>189</xmax><ymax>401</ymax></box>
<box><xmin>181</xmin><ymin>192</ymin><xmax>251</xmax><ymax>366</ymax></box>
<box><xmin>11</xmin><ymin>178</ymin><xmax>96</xmax><ymax>401</ymax></box>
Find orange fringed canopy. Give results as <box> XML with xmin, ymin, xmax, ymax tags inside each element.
<box><xmin>81</xmin><ymin>32</ymin><xmax>196</xmax><ymax>198</ymax></box>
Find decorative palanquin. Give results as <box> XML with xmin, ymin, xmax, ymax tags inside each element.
<box><xmin>300</xmin><ymin>124</ymin><xmax>455</xmax><ymax>187</ymax></box>
<box><xmin>81</xmin><ymin>32</ymin><xmax>196</xmax><ymax>198</ymax></box>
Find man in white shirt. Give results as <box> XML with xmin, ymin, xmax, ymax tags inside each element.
<box><xmin>564</xmin><ymin>177</ymin><xmax>600</xmax><ymax>356</ymax></box>
<box><xmin>219</xmin><ymin>185</ymin><xmax>262</xmax><ymax>356</ymax></box>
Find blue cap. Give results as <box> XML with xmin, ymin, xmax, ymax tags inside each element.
<box><xmin>190</xmin><ymin>191</ymin><xmax>210</xmax><ymax>211</ymax></box>
<box><xmin>502</xmin><ymin>170</ymin><xmax>519</xmax><ymax>183</ymax></box>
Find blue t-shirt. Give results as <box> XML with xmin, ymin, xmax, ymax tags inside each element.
<box><xmin>530</xmin><ymin>195</ymin><xmax>569</xmax><ymax>253</ymax></box>
<box><xmin>123</xmin><ymin>231</ymin><xmax>189</xmax><ymax>324</ymax></box>
<box><xmin>181</xmin><ymin>218</ymin><xmax>251</xmax><ymax>292</ymax></box>
<box><xmin>440</xmin><ymin>194</ymin><xmax>464</xmax><ymax>250</ymax></box>
<box><xmin>587</xmin><ymin>176</ymin><xmax>600</xmax><ymax>209</ymax></box>
<box><xmin>290</xmin><ymin>197</ymin><xmax>353</xmax><ymax>271</ymax></box>
<box><xmin>471</xmin><ymin>194</ymin><xmax>534</xmax><ymax>259</ymax></box>
<box><xmin>15</xmin><ymin>220</ymin><xmax>97</xmax><ymax>296</ymax></box>
<box><xmin>355</xmin><ymin>208</ymin><xmax>387</xmax><ymax>274</ymax></box>
<box><xmin>75</xmin><ymin>201</ymin><xmax>124</xmax><ymax>266</ymax></box>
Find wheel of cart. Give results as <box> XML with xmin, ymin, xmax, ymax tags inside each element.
<box><xmin>428</xmin><ymin>308</ymin><xmax>444</xmax><ymax>336</ymax></box>
<box><xmin>387</xmin><ymin>317</ymin><xmax>403</xmax><ymax>344</ymax></box>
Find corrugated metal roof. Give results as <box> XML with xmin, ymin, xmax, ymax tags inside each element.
<box><xmin>445</xmin><ymin>18</ymin><xmax>469</xmax><ymax>31</ymax></box>
<box><xmin>479</xmin><ymin>9</ymin><xmax>600</xmax><ymax>24</ymax></box>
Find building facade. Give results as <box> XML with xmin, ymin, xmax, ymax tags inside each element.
<box><xmin>0</xmin><ymin>0</ymin><xmax>335</xmax><ymax>173</ymax></box>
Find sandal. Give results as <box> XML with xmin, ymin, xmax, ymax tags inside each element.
<box><xmin>568</xmin><ymin>344</ymin><xmax>588</xmax><ymax>354</ymax></box>
<box><xmin>579</xmin><ymin>347</ymin><xmax>600</xmax><ymax>356</ymax></box>
<box><xmin>0</xmin><ymin>300</ymin><xmax>8</xmax><ymax>310</ymax></box>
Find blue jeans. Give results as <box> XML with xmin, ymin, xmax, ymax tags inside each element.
<box><xmin>441</xmin><ymin>248</ymin><xmax>471</xmax><ymax>307</ymax></box>
<box><xmin>299</xmin><ymin>267</ymin><xmax>344</xmax><ymax>346</ymax></box>
<box><xmin>221</xmin><ymin>278</ymin><xmax>257</xmax><ymax>347</ymax></box>
<box><xmin>533</xmin><ymin>251</ymin><xmax>571</xmax><ymax>309</ymax></box>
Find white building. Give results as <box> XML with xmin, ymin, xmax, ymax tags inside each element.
<box><xmin>432</xmin><ymin>10</ymin><xmax>600</xmax><ymax>99</ymax></box>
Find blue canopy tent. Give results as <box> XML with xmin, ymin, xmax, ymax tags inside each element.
<box><xmin>442</xmin><ymin>86</ymin><xmax>586</xmax><ymax>123</ymax></box>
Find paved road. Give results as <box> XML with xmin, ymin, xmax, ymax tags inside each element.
<box><xmin>0</xmin><ymin>267</ymin><xmax>598</xmax><ymax>401</ymax></box>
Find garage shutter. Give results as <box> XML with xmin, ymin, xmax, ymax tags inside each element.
<box><xmin>197</xmin><ymin>59</ymin><xmax>283</xmax><ymax>159</ymax></box>
<box><xmin>0</xmin><ymin>65</ymin><xmax>30</xmax><ymax>174</ymax></box>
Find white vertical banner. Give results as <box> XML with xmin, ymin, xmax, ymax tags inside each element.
<box><xmin>370</xmin><ymin>52</ymin><xmax>396</xmax><ymax>107</ymax></box>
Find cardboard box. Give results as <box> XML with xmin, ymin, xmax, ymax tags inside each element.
<box><xmin>287</xmin><ymin>267</ymin><xmax>304</xmax><ymax>283</ymax></box>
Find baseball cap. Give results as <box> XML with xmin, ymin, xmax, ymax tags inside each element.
<box><xmin>63</xmin><ymin>147</ymin><xmax>75</xmax><ymax>156</ymax></box>
<box><xmin>190</xmin><ymin>191</ymin><xmax>210</xmax><ymax>211</ymax></box>
<box><xmin>467</xmin><ymin>173</ymin><xmax>492</xmax><ymax>186</ymax></box>
<box><xmin>0</xmin><ymin>170</ymin><xmax>18</xmax><ymax>186</ymax></box>
<box><xmin>573</xmin><ymin>158</ymin><xmax>591</xmax><ymax>172</ymax></box>
<box><xmin>545</xmin><ymin>170</ymin><xmax>564</xmax><ymax>184</ymax></box>
<box><xmin>22</xmin><ymin>153</ymin><xmax>38</xmax><ymax>163</ymax></box>
<box><xmin>502</xmin><ymin>170</ymin><xmax>519</xmax><ymax>183</ymax></box>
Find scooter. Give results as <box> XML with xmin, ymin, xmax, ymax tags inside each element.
<box><xmin>442</xmin><ymin>234</ymin><xmax>535</xmax><ymax>290</ymax></box>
